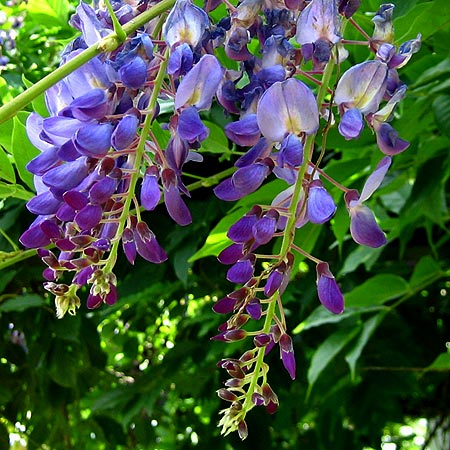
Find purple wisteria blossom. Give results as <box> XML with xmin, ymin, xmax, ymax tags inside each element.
<box><xmin>345</xmin><ymin>156</ymin><xmax>391</xmax><ymax>248</ymax></box>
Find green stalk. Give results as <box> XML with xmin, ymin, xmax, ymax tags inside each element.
<box><xmin>0</xmin><ymin>0</ymin><xmax>176</xmax><ymax>125</ymax></box>
<box><xmin>102</xmin><ymin>48</ymin><xmax>170</xmax><ymax>274</ymax></box>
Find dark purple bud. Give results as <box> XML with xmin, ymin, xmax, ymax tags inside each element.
<box><xmin>217</xmin><ymin>388</ymin><xmax>238</xmax><ymax>402</ymax></box>
<box><xmin>226</xmin><ymin>255</ymin><xmax>255</xmax><ymax>284</ymax></box>
<box><xmin>281</xmin><ymin>349</ymin><xmax>296</xmax><ymax>380</ymax></box>
<box><xmin>264</xmin><ymin>265</ymin><xmax>284</xmax><ymax>297</ymax></box>
<box><xmin>262</xmin><ymin>383</ymin><xmax>279</xmax><ymax>414</ymax></box>
<box><xmin>55</xmin><ymin>239</ymin><xmax>77</xmax><ymax>252</ymax></box>
<box><xmin>270</xmin><ymin>323</ymin><xmax>282</xmax><ymax>343</ymax></box>
<box><xmin>254</xmin><ymin>333</ymin><xmax>271</xmax><ymax>347</ymax></box>
<box><xmin>74</xmin><ymin>123</ymin><xmax>114</xmax><ymax>158</ymax></box>
<box><xmin>238</xmin><ymin>420</ymin><xmax>248</xmax><ymax>441</ymax></box>
<box><xmin>338</xmin><ymin>108</ymin><xmax>364</xmax><ymax>140</ymax></box>
<box><xmin>111</xmin><ymin>112</ymin><xmax>139</xmax><ymax>150</ymax></box>
<box><xmin>338</xmin><ymin>0</ymin><xmax>361</xmax><ymax>18</ymax></box>
<box><xmin>212</xmin><ymin>295</ymin><xmax>238</xmax><ymax>314</ymax></box>
<box><xmin>228</xmin><ymin>206</ymin><xmax>262</xmax><ymax>243</ymax></box>
<box><xmin>246</xmin><ymin>297</ymin><xmax>262</xmax><ymax>320</ymax></box>
<box><xmin>92</xmin><ymin>238</ymin><xmax>110</xmax><ymax>251</ymax></box>
<box><xmin>177</xmin><ymin>106</ymin><xmax>209</xmax><ymax>143</ymax></box>
<box><xmin>104</xmin><ymin>283</ymin><xmax>117</xmax><ymax>306</ymax></box>
<box><xmin>218</xmin><ymin>243</ymin><xmax>244</xmax><ymax>265</ymax></box>
<box><xmin>307</xmin><ymin>181</ymin><xmax>337</xmax><ymax>224</ymax></box>
<box><xmin>89</xmin><ymin>177</ymin><xmax>118</xmax><ymax>205</ymax></box>
<box><xmin>26</xmin><ymin>192</ymin><xmax>61</xmax><ymax>215</ymax></box>
<box><xmin>316</xmin><ymin>262</ymin><xmax>344</xmax><ymax>314</ymax></box>
<box><xmin>223</xmin><ymin>329</ymin><xmax>247</xmax><ymax>342</ymax></box>
<box><xmin>133</xmin><ymin>221</ymin><xmax>168</xmax><ymax>263</ymax></box>
<box><xmin>119</xmin><ymin>56</ymin><xmax>147</xmax><ymax>89</ymax></box>
<box><xmin>56</xmin><ymin>203</ymin><xmax>76</xmax><ymax>222</ymax></box>
<box><xmin>70</xmin><ymin>235</ymin><xmax>94</xmax><ymax>247</ymax></box>
<box><xmin>251</xmin><ymin>392</ymin><xmax>265</xmax><ymax>406</ymax></box>
<box><xmin>87</xmin><ymin>292</ymin><xmax>102</xmax><ymax>309</ymax></box>
<box><xmin>74</xmin><ymin>204</ymin><xmax>103</xmax><ymax>231</ymax></box>
<box><xmin>63</xmin><ymin>190</ymin><xmax>88</xmax><ymax>211</ymax></box>
<box><xmin>225</xmin><ymin>114</ymin><xmax>261</xmax><ymax>147</ymax></box>
<box><xmin>73</xmin><ymin>266</ymin><xmax>95</xmax><ymax>286</ymax></box>
<box><xmin>122</xmin><ymin>227</ymin><xmax>136</xmax><ymax>265</ymax></box>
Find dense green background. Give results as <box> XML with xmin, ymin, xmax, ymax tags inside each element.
<box><xmin>0</xmin><ymin>0</ymin><xmax>449</xmax><ymax>449</ymax></box>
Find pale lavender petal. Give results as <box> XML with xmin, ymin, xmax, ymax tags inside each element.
<box><xmin>307</xmin><ymin>182</ymin><xmax>336</xmax><ymax>224</ymax></box>
<box><xmin>375</xmin><ymin>123</ymin><xmax>410</xmax><ymax>156</ymax></box>
<box><xmin>349</xmin><ymin>204</ymin><xmax>387</xmax><ymax>248</ymax></box>
<box><xmin>26</xmin><ymin>147</ymin><xmax>59</xmax><ymax>175</ymax></box>
<box><xmin>278</xmin><ymin>134</ymin><xmax>304</xmax><ymax>167</ymax></box>
<box><xmin>225</xmin><ymin>114</ymin><xmax>261</xmax><ymax>147</ymax></box>
<box><xmin>359</xmin><ymin>156</ymin><xmax>391</xmax><ymax>203</ymax></box>
<box><xmin>338</xmin><ymin>108</ymin><xmax>364</xmax><ymax>139</ymax></box>
<box><xmin>111</xmin><ymin>113</ymin><xmax>139</xmax><ymax>150</ymax></box>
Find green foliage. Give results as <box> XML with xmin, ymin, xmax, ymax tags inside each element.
<box><xmin>0</xmin><ymin>1</ymin><xmax>449</xmax><ymax>449</ymax></box>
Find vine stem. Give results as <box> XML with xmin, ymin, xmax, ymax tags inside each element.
<box><xmin>102</xmin><ymin>47</ymin><xmax>170</xmax><ymax>274</ymax></box>
<box><xmin>0</xmin><ymin>0</ymin><xmax>176</xmax><ymax>125</ymax></box>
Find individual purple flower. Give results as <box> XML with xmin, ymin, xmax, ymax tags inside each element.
<box><xmin>345</xmin><ymin>156</ymin><xmax>391</xmax><ymax>247</ymax></box>
<box><xmin>174</xmin><ymin>54</ymin><xmax>224</xmax><ymax>111</ymax></box>
<box><xmin>295</xmin><ymin>0</ymin><xmax>341</xmax><ymax>68</ymax></box>
<box><xmin>371</xmin><ymin>3</ymin><xmax>395</xmax><ymax>46</ymax></box>
<box><xmin>141</xmin><ymin>166</ymin><xmax>161</xmax><ymax>211</ymax></box>
<box><xmin>177</xmin><ymin>106</ymin><xmax>209</xmax><ymax>143</ymax></box>
<box><xmin>133</xmin><ymin>221</ymin><xmax>168</xmax><ymax>263</ymax></box>
<box><xmin>162</xmin><ymin>169</ymin><xmax>192</xmax><ymax>226</ymax></box>
<box><xmin>122</xmin><ymin>227</ymin><xmax>136</xmax><ymax>265</ymax></box>
<box><xmin>306</xmin><ymin>180</ymin><xmax>337</xmax><ymax>224</ymax></box>
<box><xmin>163</xmin><ymin>0</ymin><xmax>210</xmax><ymax>51</ymax></box>
<box><xmin>278</xmin><ymin>134</ymin><xmax>304</xmax><ymax>168</ymax></box>
<box><xmin>279</xmin><ymin>333</ymin><xmax>296</xmax><ymax>380</ymax></box>
<box><xmin>225</xmin><ymin>114</ymin><xmax>261</xmax><ymax>147</ymax></box>
<box><xmin>334</xmin><ymin>60</ymin><xmax>388</xmax><ymax>139</ymax></box>
<box><xmin>111</xmin><ymin>111</ymin><xmax>139</xmax><ymax>150</ymax></box>
<box><xmin>167</xmin><ymin>43</ymin><xmax>194</xmax><ymax>77</ymax></box>
<box><xmin>257</xmin><ymin>78</ymin><xmax>319</xmax><ymax>143</ymax></box>
<box><xmin>227</xmin><ymin>254</ymin><xmax>255</xmax><ymax>284</ymax></box>
<box><xmin>227</xmin><ymin>206</ymin><xmax>262</xmax><ymax>243</ymax></box>
<box><xmin>218</xmin><ymin>243</ymin><xmax>244</xmax><ymax>265</ymax></box>
<box><xmin>316</xmin><ymin>262</ymin><xmax>344</xmax><ymax>314</ymax></box>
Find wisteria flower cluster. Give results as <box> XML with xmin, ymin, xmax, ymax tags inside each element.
<box><xmin>16</xmin><ymin>0</ymin><xmax>420</xmax><ymax>439</ymax></box>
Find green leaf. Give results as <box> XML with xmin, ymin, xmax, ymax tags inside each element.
<box><xmin>433</xmin><ymin>94</ymin><xmax>450</xmax><ymax>137</ymax></box>
<box><xmin>339</xmin><ymin>245</ymin><xmax>383</xmax><ymax>277</ymax></box>
<box><xmin>0</xmin><ymin>146</ymin><xmax>15</xmax><ymax>183</ymax></box>
<box><xmin>307</xmin><ymin>326</ymin><xmax>360</xmax><ymax>398</ymax></box>
<box><xmin>26</xmin><ymin>0</ymin><xmax>70</xmax><ymax>28</ymax></box>
<box><xmin>200</xmin><ymin>120</ymin><xmax>231</xmax><ymax>155</ymax></box>
<box><xmin>345</xmin><ymin>274</ymin><xmax>409</xmax><ymax>308</ymax></box>
<box><xmin>345</xmin><ymin>312</ymin><xmax>386</xmax><ymax>381</ymax></box>
<box><xmin>409</xmin><ymin>256</ymin><xmax>443</xmax><ymax>290</ymax></box>
<box><xmin>22</xmin><ymin>75</ymin><xmax>48</xmax><ymax>117</ymax></box>
<box><xmin>293</xmin><ymin>305</ymin><xmax>387</xmax><ymax>334</ymax></box>
<box><xmin>0</xmin><ymin>294</ymin><xmax>46</xmax><ymax>312</ymax></box>
<box><xmin>425</xmin><ymin>351</ymin><xmax>450</xmax><ymax>371</ymax></box>
<box><xmin>0</xmin><ymin>181</ymin><xmax>34</xmax><ymax>200</ymax></box>
<box><xmin>12</xmin><ymin>115</ymin><xmax>39</xmax><ymax>190</ymax></box>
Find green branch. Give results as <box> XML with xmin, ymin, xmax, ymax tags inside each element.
<box><xmin>0</xmin><ymin>0</ymin><xmax>176</xmax><ymax>125</ymax></box>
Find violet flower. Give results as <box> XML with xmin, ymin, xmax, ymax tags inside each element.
<box><xmin>345</xmin><ymin>156</ymin><xmax>391</xmax><ymax>247</ymax></box>
<box><xmin>316</xmin><ymin>262</ymin><xmax>344</xmax><ymax>314</ymax></box>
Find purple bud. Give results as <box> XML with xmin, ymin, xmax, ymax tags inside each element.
<box><xmin>42</xmin><ymin>158</ymin><xmax>89</xmax><ymax>191</ymax></box>
<box><xmin>70</xmin><ymin>88</ymin><xmax>108</xmax><ymax>121</ymax></box>
<box><xmin>212</xmin><ymin>295</ymin><xmax>238</xmax><ymax>314</ymax></box>
<box><xmin>232</xmin><ymin>161</ymin><xmax>272</xmax><ymax>197</ymax></box>
<box><xmin>228</xmin><ymin>206</ymin><xmax>262</xmax><ymax>243</ymax></box>
<box><xmin>177</xmin><ymin>106</ymin><xmax>209</xmax><ymax>143</ymax></box>
<box><xmin>74</xmin><ymin>204</ymin><xmax>103</xmax><ymax>231</ymax></box>
<box><xmin>217</xmin><ymin>388</ymin><xmax>238</xmax><ymax>402</ymax></box>
<box><xmin>316</xmin><ymin>262</ymin><xmax>344</xmax><ymax>314</ymax></box>
<box><xmin>252</xmin><ymin>392</ymin><xmax>265</xmax><ymax>406</ymax></box>
<box><xmin>348</xmin><ymin>203</ymin><xmax>387</xmax><ymax>248</ymax></box>
<box><xmin>26</xmin><ymin>192</ymin><xmax>61</xmax><ymax>215</ymax></box>
<box><xmin>111</xmin><ymin>112</ymin><xmax>139</xmax><ymax>150</ymax></box>
<box><xmin>141</xmin><ymin>168</ymin><xmax>161</xmax><ymax>211</ymax></box>
<box><xmin>87</xmin><ymin>292</ymin><xmax>102</xmax><ymax>309</ymax></box>
<box><xmin>264</xmin><ymin>265</ymin><xmax>284</xmax><ymax>297</ymax></box>
<box><xmin>375</xmin><ymin>122</ymin><xmax>409</xmax><ymax>155</ymax></box>
<box><xmin>74</xmin><ymin>123</ymin><xmax>114</xmax><ymax>158</ymax></box>
<box><xmin>307</xmin><ymin>181</ymin><xmax>336</xmax><ymax>224</ymax></box>
<box><xmin>164</xmin><ymin>182</ymin><xmax>192</xmax><ymax>226</ymax></box>
<box><xmin>119</xmin><ymin>56</ymin><xmax>147</xmax><ymax>89</ymax></box>
<box><xmin>89</xmin><ymin>177</ymin><xmax>118</xmax><ymax>205</ymax></box>
<box><xmin>63</xmin><ymin>190</ymin><xmax>88</xmax><ymax>210</ymax></box>
<box><xmin>238</xmin><ymin>420</ymin><xmax>248</xmax><ymax>441</ymax></box>
<box><xmin>246</xmin><ymin>297</ymin><xmax>262</xmax><ymax>320</ymax></box>
<box><xmin>133</xmin><ymin>221</ymin><xmax>168</xmax><ymax>263</ymax></box>
<box><xmin>252</xmin><ymin>209</ymin><xmax>278</xmax><ymax>245</ymax></box>
<box><xmin>167</xmin><ymin>43</ymin><xmax>193</xmax><ymax>77</ymax></box>
<box><xmin>278</xmin><ymin>134</ymin><xmax>304</xmax><ymax>167</ymax></box>
<box><xmin>218</xmin><ymin>243</ymin><xmax>244</xmax><ymax>265</ymax></box>
<box><xmin>122</xmin><ymin>227</ymin><xmax>136</xmax><ymax>265</ymax></box>
<box><xmin>19</xmin><ymin>219</ymin><xmax>52</xmax><ymax>249</ymax></box>
<box><xmin>281</xmin><ymin>349</ymin><xmax>296</xmax><ymax>380</ymax></box>
<box><xmin>338</xmin><ymin>108</ymin><xmax>364</xmax><ymax>139</ymax></box>
<box><xmin>226</xmin><ymin>256</ymin><xmax>255</xmax><ymax>284</ymax></box>
<box><xmin>254</xmin><ymin>333</ymin><xmax>271</xmax><ymax>347</ymax></box>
